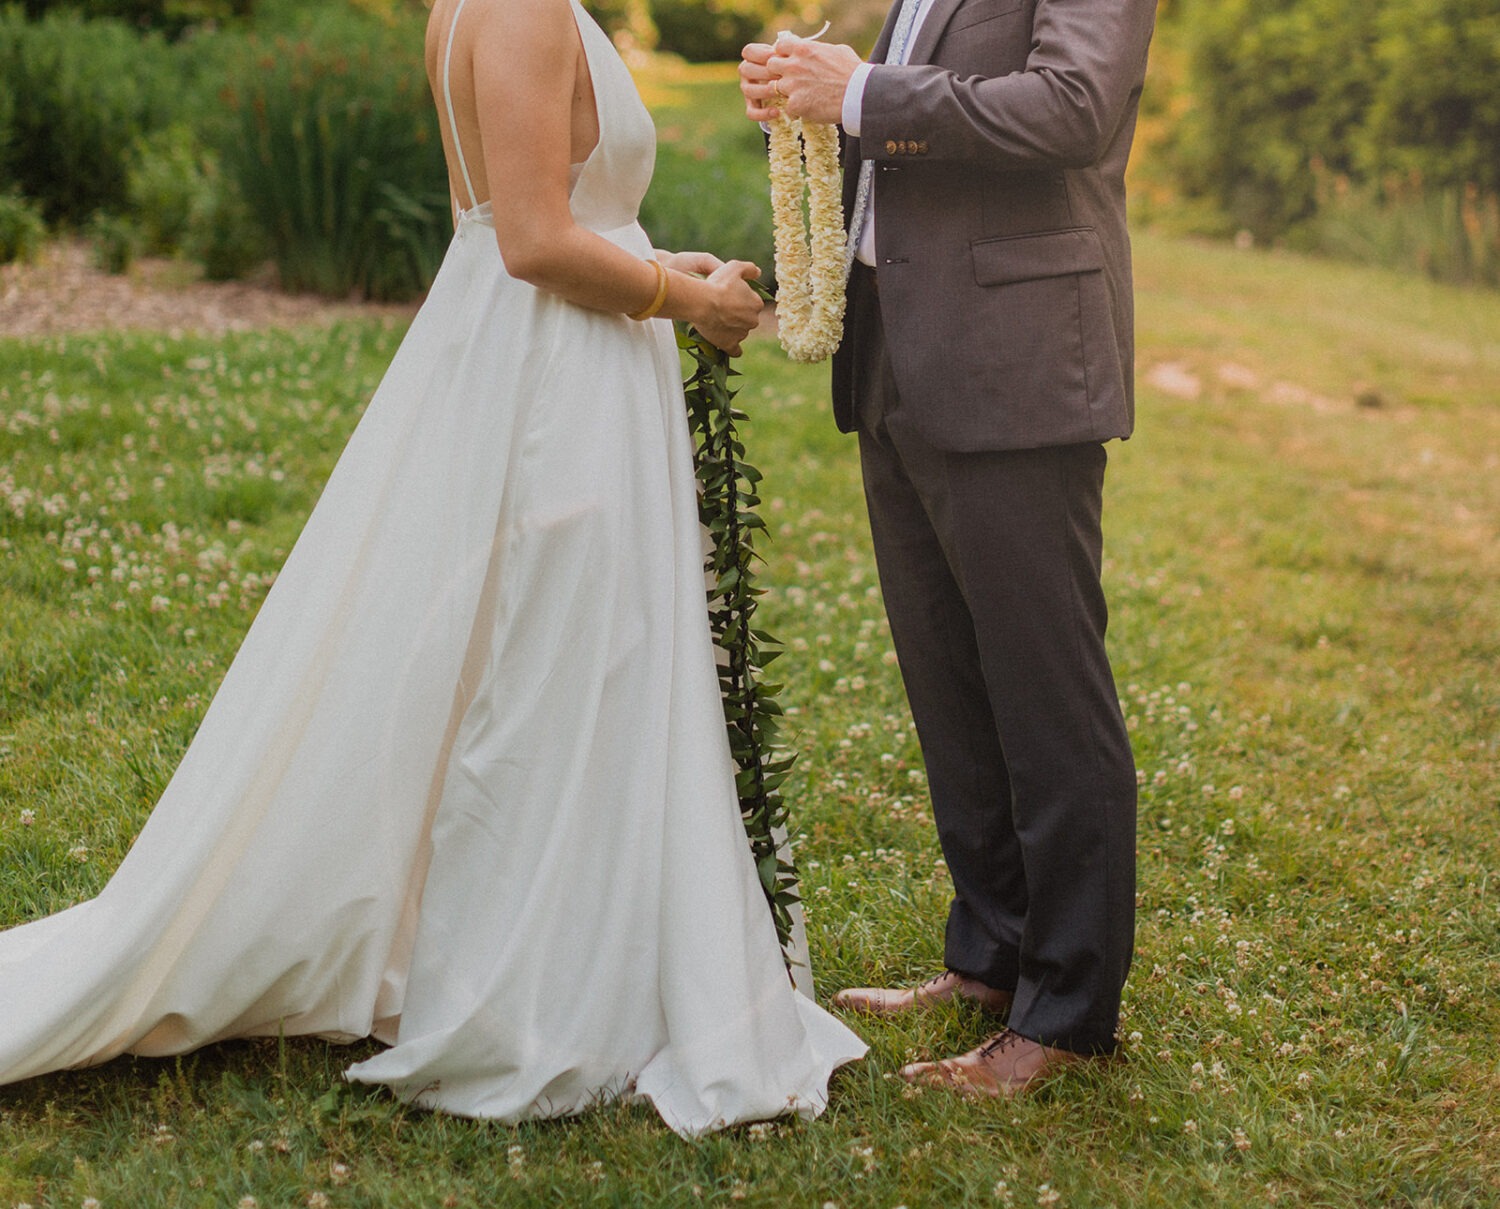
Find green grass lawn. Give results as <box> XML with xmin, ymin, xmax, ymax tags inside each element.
<box><xmin>2</xmin><ymin>228</ymin><xmax>1499</xmax><ymax>1205</ymax></box>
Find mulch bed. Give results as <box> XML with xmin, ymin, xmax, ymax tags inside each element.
<box><xmin>0</xmin><ymin>242</ymin><xmax>417</xmax><ymax>339</ymax></box>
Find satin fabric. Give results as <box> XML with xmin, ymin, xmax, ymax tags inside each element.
<box><xmin>0</xmin><ymin>0</ymin><xmax>864</xmax><ymax>1136</ymax></box>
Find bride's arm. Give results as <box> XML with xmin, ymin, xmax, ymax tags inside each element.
<box><xmin>473</xmin><ymin>0</ymin><xmax>762</xmax><ymax>352</ymax></box>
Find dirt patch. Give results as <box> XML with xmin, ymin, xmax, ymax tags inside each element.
<box><xmin>1</xmin><ymin>241</ymin><xmax>782</xmax><ymax>341</ymax></box>
<box><xmin>0</xmin><ymin>242</ymin><xmax>417</xmax><ymax>339</ymax></box>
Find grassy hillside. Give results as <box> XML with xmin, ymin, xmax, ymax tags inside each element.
<box><xmin>1</xmin><ymin>229</ymin><xmax>1498</xmax><ymax>1206</ymax></box>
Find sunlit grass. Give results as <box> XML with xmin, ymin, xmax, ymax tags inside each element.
<box><xmin>2</xmin><ymin>234</ymin><xmax>1498</xmax><ymax>1205</ymax></box>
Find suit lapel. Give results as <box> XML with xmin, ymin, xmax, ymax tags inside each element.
<box><xmin>868</xmin><ymin>0</ymin><xmax>901</xmax><ymax>63</ymax></box>
<box><xmin>906</xmin><ymin>0</ymin><xmax>967</xmax><ymax>64</ymax></box>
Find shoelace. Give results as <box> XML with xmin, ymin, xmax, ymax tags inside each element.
<box><xmin>977</xmin><ymin>1029</ymin><xmax>1024</xmax><ymax>1060</ymax></box>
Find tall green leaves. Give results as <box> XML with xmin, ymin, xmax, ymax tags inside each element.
<box><xmin>678</xmin><ymin>324</ymin><xmax>801</xmax><ymax>968</ymax></box>
<box><xmin>220</xmin><ymin>22</ymin><xmax>449</xmax><ymax>301</ymax></box>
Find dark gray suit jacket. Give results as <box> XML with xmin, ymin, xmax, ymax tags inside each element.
<box><xmin>831</xmin><ymin>0</ymin><xmax>1157</xmax><ymax>451</ymax></box>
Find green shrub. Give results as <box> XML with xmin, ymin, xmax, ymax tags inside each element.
<box><xmin>15</xmin><ymin>0</ymin><xmax>255</xmax><ymax>38</ymax></box>
<box><xmin>582</xmin><ymin>0</ymin><xmax>658</xmax><ymax>48</ymax></box>
<box><xmin>651</xmin><ymin>0</ymin><xmax>776</xmax><ymax>62</ymax></box>
<box><xmin>1173</xmin><ymin>0</ymin><xmax>1379</xmax><ymax>242</ymax></box>
<box><xmin>641</xmin><ymin>121</ymin><xmax>776</xmax><ymax>287</ymax></box>
<box><xmin>0</xmin><ymin>191</ymin><xmax>47</xmax><ymax>264</ymax></box>
<box><xmin>128</xmin><ymin>123</ymin><xmax>213</xmax><ymax>254</ymax></box>
<box><xmin>1364</xmin><ymin>0</ymin><xmax>1500</xmax><ymax>200</ymax></box>
<box><xmin>1167</xmin><ymin>0</ymin><xmax>1500</xmax><ymax>284</ymax></box>
<box><xmin>185</xmin><ymin>165</ymin><xmax>268</xmax><ymax>281</ymax></box>
<box><xmin>0</xmin><ymin>9</ymin><xmax>181</xmax><ymax>225</ymax></box>
<box><xmin>1292</xmin><ymin>173</ymin><xmax>1500</xmax><ymax>289</ymax></box>
<box><xmin>86</xmin><ymin>211</ymin><xmax>142</xmax><ymax>274</ymax></box>
<box><xmin>218</xmin><ymin>17</ymin><xmax>450</xmax><ymax>300</ymax></box>
<box><xmin>0</xmin><ymin>59</ymin><xmax>13</xmax><ymax>172</ymax></box>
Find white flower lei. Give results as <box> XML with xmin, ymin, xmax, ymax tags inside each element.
<box><xmin>768</xmin><ymin>28</ymin><xmax>846</xmax><ymax>364</ymax></box>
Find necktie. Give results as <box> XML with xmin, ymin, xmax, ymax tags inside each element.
<box><xmin>844</xmin><ymin>0</ymin><xmax>926</xmax><ymax>278</ymax></box>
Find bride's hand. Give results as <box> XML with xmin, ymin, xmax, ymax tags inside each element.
<box><xmin>657</xmin><ymin>250</ymin><xmax>724</xmax><ymax>277</ymax></box>
<box><xmin>692</xmin><ymin>260</ymin><xmax>764</xmax><ymax>357</ymax></box>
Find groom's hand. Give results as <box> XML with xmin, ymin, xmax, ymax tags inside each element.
<box><xmin>769</xmin><ymin>38</ymin><xmax>864</xmax><ymax>126</ymax></box>
<box><xmin>741</xmin><ymin>38</ymin><xmax>863</xmax><ymax>126</ymax></box>
<box><xmin>739</xmin><ymin>42</ymin><xmax>781</xmax><ymax>123</ymax></box>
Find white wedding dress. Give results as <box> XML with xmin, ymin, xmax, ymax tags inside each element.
<box><xmin>0</xmin><ymin>0</ymin><xmax>863</xmax><ymax>1137</ymax></box>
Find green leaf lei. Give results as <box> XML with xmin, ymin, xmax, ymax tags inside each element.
<box><xmin>676</xmin><ymin>321</ymin><xmax>801</xmax><ymax>973</ymax></box>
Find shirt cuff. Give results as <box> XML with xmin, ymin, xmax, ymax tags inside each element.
<box><xmin>842</xmin><ymin>62</ymin><xmax>875</xmax><ymax>139</ymax></box>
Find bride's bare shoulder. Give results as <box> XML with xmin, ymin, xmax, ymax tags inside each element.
<box><xmin>426</xmin><ymin>0</ymin><xmax>578</xmax><ymax>89</ymax></box>
<box><xmin>429</xmin><ymin>0</ymin><xmax>577</xmax><ymax>44</ymax></box>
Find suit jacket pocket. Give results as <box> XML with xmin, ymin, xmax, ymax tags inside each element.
<box><xmin>949</xmin><ymin>225</ymin><xmax>1126</xmax><ymax>449</ymax></box>
<box><xmin>947</xmin><ymin>0</ymin><xmax>1025</xmax><ymax>34</ymax></box>
<box><xmin>970</xmin><ymin>226</ymin><xmax>1104</xmax><ymax>285</ymax></box>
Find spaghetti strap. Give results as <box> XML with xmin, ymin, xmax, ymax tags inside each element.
<box><xmin>442</xmin><ymin>0</ymin><xmax>479</xmax><ymax>212</ymax></box>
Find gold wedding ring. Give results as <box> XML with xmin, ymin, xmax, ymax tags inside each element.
<box><xmin>771</xmin><ymin>79</ymin><xmax>785</xmax><ymax>102</ymax></box>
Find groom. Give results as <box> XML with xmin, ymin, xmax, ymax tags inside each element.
<box><xmin>742</xmin><ymin>0</ymin><xmax>1156</xmax><ymax>1097</ymax></box>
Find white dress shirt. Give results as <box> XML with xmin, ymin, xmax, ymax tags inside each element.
<box><xmin>842</xmin><ymin>0</ymin><xmax>942</xmax><ymax>266</ymax></box>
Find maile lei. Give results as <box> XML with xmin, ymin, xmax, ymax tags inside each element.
<box><xmin>676</xmin><ymin>32</ymin><xmax>848</xmax><ymax>970</ymax></box>
<box><xmin>767</xmin><ymin>26</ymin><xmax>847</xmax><ymax>364</ymax></box>
<box><xmin>677</xmin><ymin>320</ymin><xmax>801</xmax><ymax>970</ymax></box>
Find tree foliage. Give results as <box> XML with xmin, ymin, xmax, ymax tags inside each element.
<box><xmin>1366</xmin><ymin>0</ymin><xmax>1500</xmax><ymax>196</ymax></box>
<box><xmin>1173</xmin><ymin>0</ymin><xmax>1500</xmax><ymax>257</ymax></box>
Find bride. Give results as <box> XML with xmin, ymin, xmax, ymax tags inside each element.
<box><xmin>0</xmin><ymin>0</ymin><xmax>864</xmax><ymax>1137</ymax></box>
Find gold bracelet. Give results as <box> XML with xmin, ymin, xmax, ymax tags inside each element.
<box><xmin>628</xmin><ymin>258</ymin><xmax>669</xmax><ymax>321</ymax></box>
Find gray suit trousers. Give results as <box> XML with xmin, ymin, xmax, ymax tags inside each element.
<box><xmin>848</xmin><ymin>264</ymin><xmax>1136</xmax><ymax>1054</ymax></box>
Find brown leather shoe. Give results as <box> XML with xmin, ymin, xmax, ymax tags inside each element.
<box><xmin>898</xmin><ymin>1028</ymin><xmax>1102</xmax><ymax>1098</ymax></box>
<box><xmin>830</xmin><ymin>970</ymin><xmax>1013</xmax><ymax>1018</ymax></box>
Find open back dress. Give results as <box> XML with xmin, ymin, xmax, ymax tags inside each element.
<box><xmin>0</xmin><ymin>0</ymin><xmax>864</xmax><ymax>1137</ymax></box>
